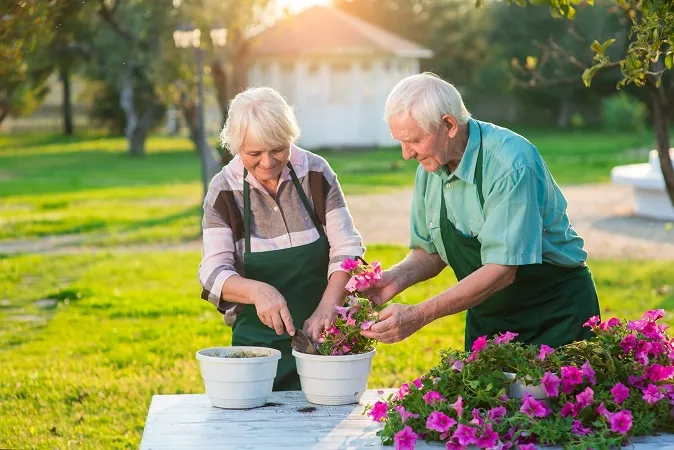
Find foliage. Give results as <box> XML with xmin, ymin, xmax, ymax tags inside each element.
<box><xmin>367</xmin><ymin>310</ymin><xmax>674</xmax><ymax>449</ymax></box>
<box><xmin>600</xmin><ymin>92</ymin><xmax>648</xmax><ymax>134</ymax></box>
<box><xmin>317</xmin><ymin>258</ymin><xmax>380</xmax><ymax>356</ymax></box>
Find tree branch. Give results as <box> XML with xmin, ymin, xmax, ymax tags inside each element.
<box><xmin>97</xmin><ymin>0</ymin><xmax>149</xmax><ymax>49</ymax></box>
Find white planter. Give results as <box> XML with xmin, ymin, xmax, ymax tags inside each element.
<box><xmin>504</xmin><ymin>372</ymin><xmax>546</xmax><ymax>400</ymax></box>
<box><xmin>196</xmin><ymin>346</ymin><xmax>281</xmax><ymax>409</ymax></box>
<box><xmin>292</xmin><ymin>349</ymin><xmax>376</xmax><ymax>405</ymax></box>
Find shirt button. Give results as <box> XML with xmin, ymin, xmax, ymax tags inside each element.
<box><xmin>445</xmin><ymin>182</ymin><xmax>451</xmax><ymax>188</ymax></box>
<box><xmin>283</xmin><ymin>235</ymin><xmax>288</xmax><ymax>240</ymax></box>
<box><xmin>429</xmin><ymin>222</ymin><xmax>433</xmax><ymax>228</ymax></box>
<box><xmin>273</xmin><ymin>206</ymin><xmax>279</xmax><ymax>211</ymax></box>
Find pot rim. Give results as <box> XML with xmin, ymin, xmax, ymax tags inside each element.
<box><xmin>292</xmin><ymin>348</ymin><xmax>376</xmax><ymax>361</ymax></box>
<box><xmin>196</xmin><ymin>346</ymin><xmax>282</xmax><ymax>363</ymax></box>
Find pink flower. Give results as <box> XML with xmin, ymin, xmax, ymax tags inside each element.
<box><xmin>469</xmin><ymin>408</ymin><xmax>483</xmax><ymax>426</ymax></box>
<box><xmin>334</xmin><ymin>305</ymin><xmax>351</xmax><ymax>318</ymax></box>
<box><xmin>476</xmin><ymin>423</ymin><xmax>499</xmax><ymax>449</ymax></box>
<box><xmin>620</xmin><ymin>334</ymin><xmax>637</xmax><ymax>353</ymax></box>
<box><xmin>451</xmin><ymin>395</ymin><xmax>464</xmax><ymax>417</ymax></box>
<box><xmin>394</xmin><ymin>425</ymin><xmax>418</xmax><ymax>450</ymax></box>
<box><xmin>519</xmin><ymin>444</ymin><xmax>537</xmax><ymax>450</ymax></box>
<box><xmin>451</xmin><ymin>360</ymin><xmax>465</xmax><ymax>372</ymax></box>
<box><xmin>368</xmin><ymin>401</ymin><xmax>388</xmax><ymax>422</ymax></box>
<box><xmin>345</xmin><ymin>315</ymin><xmax>357</xmax><ymax>327</ymax></box>
<box><xmin>397</xmin><ymin>383</ymin><xmax>410</xmax><ymax>399</ymax></box>
<box><xmin>537</xmin><ymin>344</ymin><xmax>554</xmax><ymax>361</ymax></box>
<box><xmin>340</xmin><ymin>258</ymin><xmax>359</xmax><ymax>272</ymax></box>
<box><xmin>423</xmin><ymin>390</ymin><xmax>446</xmax><ymax>405</ymax></box>
<box><xmin>472</xmin><ymin>336</ymin><xmax>488</xmax><ymax>352</ymax></box>
<box><xmin>611</xmin><ymin>382</ymin><xmax>630</xmax><ymax>404</ymax></box>
<box><xmin>608</xmin><ymin>410</ymin><xmax>633</xmax><ymax>434</ymax></box>
<box><xmin>487</xmin><ymin>406</ymin><xmax>507</xmax><ymax>423</ymax></box>
<box><xmin>494</xmin><ymin>331</ymin><xmax>519</xmax><ymax>344</ymax></box>
<box><xmin>583</xmin><ymin>315</ymin><xmax>600</xmax><ymax>327</ymax></box>
<box><xmin>647</xmin><ymin>364</ymin><xmax>674</xmax><ymax>382</ymax></box>
<box><xmin>326</xmin><ymin>325</ymin><xmax>340</xmax><ymax>336</ymax></box>
<box><xmin>571</xmin><ymin>419</ymin><xmax>591</xmax><ymax>436</ymax></box>
<box><xmin>560</xmin><ymin>402</ymin><xmax>577</xmax><ymax>418</ymax></box>
<box><xmin>643</xmin><ymin>309</ymin><xmax>665</xmax><ymax>322</ymax></box>
<box><xmin>606</xmin><ymin>317</ymin><xmax>622</xmax><ymax>328</ymax></box>
<box><xmin>582</xmin><ymin>361</ymin><xmax>596</xmax><ymax>385</ymax></box>
<box><xmin>561</xmin><ymin>366</ymin><xmax>583</xmax><ymax>394</ymax></box>
<box><xmin>395</xmin><ymin>405</ymin><xmax>420</xmax><ymax>424</ymax></box>
<box><xmin>452</xmin><ymin>424</ymin><xmax>477</xmax><ymax>446</ymax></box>
<box><xmin>426</xmin><ymin>411</ymin><xmax>456</xmax><ymax>433</ymax></box>
<box><xmin>541</xmin><ymin>371</ymin><xmax>560</xmax><ymax>397</ymax></box>
<box><xmin>575</xmin><ymin>387</ymin><xmax>594</xmax><ymax>408</ymax></box>
<box><xmin>597</xmin><ymin>402</ymin><xmax>610</xmax><ymax>418</ymax></box>
<box><xmin>520</xmin><ymin>393</ymin><xmax>549</xmax><ymax>418</ymax></box>
<box><xmin>341</xmin><ymin>344</ymin><xmax>351</xmax><ymax>353</ymax></box>
<box><xmin>360</xmin><ymin>321</ymin><xmax>374</xmax><ymax>331</ymax></box>
<box><xmin>412</xmin><ymin>377</ymin><xmax>423</xmax><ymax>389</ymax></box>
<box><xmin>642</xmin><ymin>384</ymin><xmax>665</xmax><ymax>405</ymax></box>
<box><xmin>445</xmin><ymin>441</ymin><xmax>467</xmax><ymax>450</ymax></box>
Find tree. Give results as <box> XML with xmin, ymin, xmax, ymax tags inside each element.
<box><xmin>501</xmin><ymin>0</ymin><xmax>674</xmax><ymax>208</ymax></box>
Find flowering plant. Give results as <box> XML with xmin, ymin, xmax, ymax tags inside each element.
<box><xmin>366</xmin><ymin>310</ymin><xmax>674</xmax><ymax>449</ymax></box>
<box><xmin>316</xmin><ymin>257</ymin><xmax>380</xmax><ymax>356</ymax></box>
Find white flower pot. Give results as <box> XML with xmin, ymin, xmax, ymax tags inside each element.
<box><xmin>292</xmin><ymin>349</ymin><xmax>376</xmax><ymax>405</ymax></box>
<box><xmin>196</xmin><ymin>346</ymin><xmax>281</xmax><ymax>409</ymax></box>
<box><xmin>504</xmin><ymin>372</ymin><xmax>547</xmax><ymax>400</ymax></box>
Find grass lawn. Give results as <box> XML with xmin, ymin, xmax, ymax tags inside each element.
<box><xmin>0</xmin><ymin>129</ymin><xmax>654</xmax><ymax>247</ymax></box>
<box><xmin>1</xmin><ymin>245</ymin><xmax>673</xmax><ymax>448</ymax></box>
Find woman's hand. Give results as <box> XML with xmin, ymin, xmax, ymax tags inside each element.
<box><xmin>303</xmin><ymin>303</ymin><xmax>339</xmax><ymax>343</ymax></box>
<box><xmin>252</xmin><ymin>283</ymin><xmax>295</xmax><ymax>336</ymax></box>
<box><xmin>362</xmin><ymin>269</ymin><xmax>402</xmax><ymax>306</ymax></box>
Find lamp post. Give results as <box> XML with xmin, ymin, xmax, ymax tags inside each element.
<box><xmin>173</xmin><ymin>23</ymin><xmax>228</xmax><ymax>199</ymax></box>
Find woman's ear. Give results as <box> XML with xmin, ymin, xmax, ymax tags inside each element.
<box><xmin>441</xmin><ymin>115</ymin><xmax>459</xmax><ymax>139</ymax></box>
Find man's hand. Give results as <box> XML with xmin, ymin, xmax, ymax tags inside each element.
<box><xmin>360</xmin><ymin>303</ymin><xmax>426</xmax><ymax>343</ymax></box>
<box><xmin>303</xmin><ymin>303</ymin><xmax>338</xmax><ymax>343</ymax></box>
<box><xmin>362</xmin><ymin>269</ymin><xmax>401</xmax><ymax>306</ymax></box>
<box><xmin>252</xmin><ymin>283</ymin><xmax>295</xmax><ymax>336</ymax></box>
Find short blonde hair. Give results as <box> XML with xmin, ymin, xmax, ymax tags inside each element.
<box><xmin>384</xmin><ymin>72</ymin><xmax>471</xmax><ymax>134</ymax></box>
<box><xmin>219</xmin><ymin>87</ymin><xmax>300</xmax><ymax>155</ymax></box>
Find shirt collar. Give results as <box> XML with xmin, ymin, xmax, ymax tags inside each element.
<box><xmin>451</xmin><ymin>118</ymin><xmax>481</xmax><ymax>185</ymax></box>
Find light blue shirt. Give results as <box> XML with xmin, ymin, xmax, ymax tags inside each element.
<box><xmin>410</xmin><ymin>119</ymin><xmax>586</xmax><ymax>267</ymax></box>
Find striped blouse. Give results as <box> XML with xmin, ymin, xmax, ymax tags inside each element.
<box><xmin>198</xmin><ymin>145</ymin><xmax>365</xmax><ymax>316</ymax></box>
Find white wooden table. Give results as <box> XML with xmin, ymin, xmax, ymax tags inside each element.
<box><xmin>140</xmin><ymin>389</ymin><xmax>674</xmax><ymax>449</ymax></box>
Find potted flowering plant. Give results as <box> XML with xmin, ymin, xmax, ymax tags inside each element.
<box><xmin>293</xmin><ymin>257</ymin><xmax>380</xmax><ymax>405</ymax></box>
<box><xmin>365</xmin><ymin>310</ymin><xmax>674</xmax><ymax>449</ymax></box>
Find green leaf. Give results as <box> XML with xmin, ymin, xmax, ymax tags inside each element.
<box><xmin>665</xmin><ymin>53</ymin><xmax>673</xmax><ymax>70</ymax></box>
<box><xmin>601</xmin><ymin>38</ymin><xmax>616</xmax><ymax>53</ymax></box>
<box><xmin>591</xmin><ymin>40</ymin><xmax>603</xmax><ymax>55</ymax></box>
<box><xmin>581</xmin><ymin>68</ymin><xmax>594</xmax><ymax>87</ymax></box>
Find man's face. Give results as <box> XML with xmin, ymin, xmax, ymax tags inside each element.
<box><xmin>240</xmin><ymin>139</ymin><xmax>291</xmax><ymax>183</ymax></box>
<box><xmin>388</xmin><ymin>114</ymin><xmax>448</xmax><ymax>173</ymax></box>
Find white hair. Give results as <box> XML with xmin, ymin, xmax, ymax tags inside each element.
<box><xmin>219</xmin><ymin>86</ymin><xmax>300</xmax><ymax>155</ymax></box>
<box><xmin>384</xmin><ymin>72</ymin><xmax>471</xmax><ymax>134</ymax></box>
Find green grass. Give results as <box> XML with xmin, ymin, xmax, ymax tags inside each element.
<box><xmin>0</xmin><ymin>245</ymin><xmax>673</xmax><ymax>448</ymax></box>
<box><xmin>0</xmin><ymin>129</ymin><xmax>654</xmax><ymax>246</ymax></box>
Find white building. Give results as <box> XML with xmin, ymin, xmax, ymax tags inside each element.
<box><xmin>243</xmin><ymin>5</ymin><xmax>433</xmax><ymax>149</ymax></box>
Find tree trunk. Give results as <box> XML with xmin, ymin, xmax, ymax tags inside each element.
<box><xmin>0</xmin><ymin>105</ymin><xmax>9</xmax><ymax>127</ymax></box>
<box><xmin>211</xmin><ymin>59</ymin><xmax>229</xmax><ymax>126</ymax></box>
<box><xmin>60</xmin><ymin>67</ymin><xmax>74</xmax><ymax>136</ymax></box>
<box><xmin>120</xmin><ymin>65</ymin><xmax>143</xmax><ymax>156</ymax></box>
<box><xmin>556</xmin><ymin>97</ymin><xmax>572</xmax><ymax>129</ymax></box>
<box><xmin>648</xmin><ymin>83</ymin><xmax>674</xmax><ymax>209</ymax></box>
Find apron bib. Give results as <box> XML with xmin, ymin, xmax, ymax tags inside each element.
<box><xmin>231</xmin><ymin>162</ymin><xmax>329</xmax><ymax>390</ymax></box>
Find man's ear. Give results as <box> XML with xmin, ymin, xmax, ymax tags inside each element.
<box><xmin>441</xmin><ymin>115</ymin><xmax>459</xmax><ymax>138</ymax></box>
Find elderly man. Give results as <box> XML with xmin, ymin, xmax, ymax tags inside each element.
<box><xmin>361</xmin><ymin>72</ymin><xmax>600</xmax><ymax>351</ymax></box>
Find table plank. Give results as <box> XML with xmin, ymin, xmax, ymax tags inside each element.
<box><xmin>140</xmin><ymin>389</ymin><xmax>674</xmax><ymax>449</ymax></box>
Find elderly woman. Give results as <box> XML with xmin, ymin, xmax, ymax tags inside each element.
<box><xmin>198</xmin><ymin>87</ymin><xmax>364</xmax><ymax>391</ymax></box>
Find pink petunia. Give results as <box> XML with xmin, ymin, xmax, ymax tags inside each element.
<box><xmin>469</xmin><ymin>408</ymin><xmax>483</xmax><ymax>427</ymax></box>
<box><xmin>476</xmin><ymin>423</ymin><xmax>499</xmax><ymax>449</ymax></box>
<box><xmin>368</xmin><ymin>401</ymin><xmax>388</xmax><ymax>422</ymax></box>
<box><xmin>643</xmin><ymin>309</ymin><xmax>665</xmax><ymax>322</ymax></box>
<box><xmin>561</xmin><ymin>366</ymin><xmax>583</xmax><ymax>394</ymax></box>
<box><xmin>397</xmin><ymin>383</ymin><xmax>410</xmax><ymax>399</ymax></box>
<box><xmin>494</xmin><ymin>331</ymin><xmax>519</xmax><ymax>345</ymax></box>
<box><xmin>560</xmin><ymin>402</ymin><xmax>577</xmax><ymax>418</ymax></box>
<box><xmin>444</xmin><ymin>441</ymin><xmax>467</xmax><ymax>450</ymax></box>
<box><xmin>520</xmin><ymin>393</ymin><xmax>549</xmax><ymax>418</ymax></box>
<box><xmin>334</xmin><ymin>305</ymin><xmax>351</xmax><ymax>318</ymax></box>
<box><xmin>451</xmin><ymin>395</ymin><xmax>464</xmax><ymax>417</ymax></box>
<box><xmin>608</xmin><ymin>410</ymin><xmax>633</xmax><ymax>434</ymax></box>
<box><xmin>647</xmin><ymin>364</ymin><xmax>674</xmax><ymax>382</ymax></box>
<box><xmin>346</xmin><ymin>314</ymin><xmax>357</xmax><ymax>327</ymax></box>
<box><xmin>537</xmin><ymin>344</ymin><xmax>554</xmax><ymax>361</ymax></box>
<box><xmin>487</xmin><ymin>406</ymin><xmax>507</xmax><ymax>423</ymax></box>
<box><xmin>395</xmin><ymin>405</ymin><xmax>420</xmax><ymax>424</ymax></box>
<box><xmin>611</xmin><ymin>382</ymin><xmax>630</xmax><ymax>404</ymax></box>
<box><xmin>582</xmin><ymin>361</ymin><xmax>596</xmax><ymax>385</ymax></box>
<box><xmin>583</xmin><ymin>315</ymin><xmax>600</xmax><ymax>327</ymax></box>
<box><xmin>451</xmin><ymin>360</ymin><xmax>465</xmax><ymax>372</ymax></box>
<box><xmin>452</xmin><ymin>424</ymin><xmax>477</xmax><ymax>447</ymax></box>
<box><xmin>423</xmin><ymin>390</ymin><xmax>446</xmax><ymax>405</ymax></box>
<box><xmin>519</xmin><ymin>444</ymin><xmax>537</xmax><ymax>450</ymax></box>
<box><xmin>394</xmin><ymin>425</ymin><xmax>419</xmax><ymax>450</ymax></box>
<box><xmin>597</xmin><ymin>402</ymin><xmax>610</xmax><ymax>418</ymax></box>
<box><xmin>426</xmin><ymin>411</ymin><xmax>456</xmax><ymax>433</ymax></box>
<box><xmin>541</xmin><ymin>371</ymin><xmax>561</xmax><ymax>397</ymax></box>
<box><xmin>412</xmin><ymin>377</ymin><xmax>423</xmax><ymax>389</ymax></box>
<box><xmin>340</xmin><ymin>258</ymin><xmax>359</xmax><ymax>272</ymax></box>
<box><xmin>360</xmin><ymin>320</ymin><xmax>374</xmax><ymax>331</ymax></box>
<box><xmin>620</xmin><ymin>334</ymin><xmax>637</xmax><ymax>353</ymax></box>
<box><xmin>575</xmin><ymin>387</ymin><xmax>594</xmax><ymax>408</ymax></box>
<box><xmin>642</xmin><ymin>384</ymin><xmax>665</xmax><ymax>405</ymax></box>
<box><xmin>606</xmin><ymin>317</ymin><xmax>622</xmax><ymax>328</ymax></box>
<box><xmin>472</xmin><ymin>336</ymin><xmax>489</xmax><ymax>352</ymax></box>
<box><xmin>571</xmin><ymin>419</ymin><xmax>591</xmax><ymax>436</ymax></box>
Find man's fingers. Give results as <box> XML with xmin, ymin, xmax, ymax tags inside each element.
<box><xmin>280</xmin><ymin>307</ymin><xmax>295</xmax><ymax>336</ymax></box>
<box><xmin>271</xmin><ymin>313</ymin><xmax>286</xmax><ymax>336</ymax></box>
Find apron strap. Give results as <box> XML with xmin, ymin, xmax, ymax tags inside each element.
<box><xmin>242</xmin><ymin>162</ymin><xmax>325</xmax><ymax>254</ymax></box>
<box><xmin>474</xmin><ymin>124</ymin><xmax>485</xmax><ymax>209</ymax></box>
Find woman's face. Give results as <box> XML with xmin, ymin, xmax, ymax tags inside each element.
<box><xmin>240</xmin><ymin>139</ymin><xmax>291</xmax><ymax>183</ymax></box>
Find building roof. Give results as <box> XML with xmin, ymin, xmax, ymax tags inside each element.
<box><xmin>245</xmin><ymin>5</ymin><xmax>433</xmax><ymax>59</ymax></box>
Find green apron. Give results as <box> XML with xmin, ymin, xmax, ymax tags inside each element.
<box><xmin>439</xmin><ymin>125</ymin><xmax>601</xmax><ymax>351</ymax></box>
<box><xmin>231</xmin><ymin>162</ymin><xmax>329</xmax><ymax>391</ymax></box>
